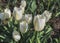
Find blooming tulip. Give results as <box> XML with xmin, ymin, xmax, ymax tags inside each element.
<box><xmin>20</xmin><ymin>5</ymin><xmax>25</xmax><ymax>14</ymax></box>
<box><xmin>21</xmin><ymin>0</ymin><xmax>26</xmax><ymax>8</ymax></box>
<box><xmin>24</xmin><ymin>14</ymin><xmax>32</xmax><ymax>24</ymax></box>
<box><xmin>42</xmin><ymin>10</ymin><xmax>52</xmax><ymax>22</ymax></box>
<box><xmin>4</xmin><ymin>8</ymin><xmax>11</xmax><ymax>19</ymax></box>
<box><xmin>12</xmin><ymin>30</ymin><xmax>21</xmax><ymax>42</ymax></box>
<box><xmin>13</xmin><ymin>7</ymin><xmax>23</xmax><ymax>20</ymax></box>
<box><xmin>33</xmin><ymin>15</ymin><xmax>46</xmax><ymax>31</ymax></box>
<box><xmin>0</xmin><ymin>13</ymin><xmax>10</xmax><ymax>24</ymax></box>
<box><xmin>19</xmin><ymin>21</ymin><xmax>28</xmax><ymax>33</ymax></box>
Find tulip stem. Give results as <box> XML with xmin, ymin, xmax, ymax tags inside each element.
<box><xmin>16</xmin><ymin>41</ymin><xmax>18</xmax><ymax>43</ymax></box>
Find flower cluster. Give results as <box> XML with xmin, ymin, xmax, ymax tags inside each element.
<box><xmin>0</xmin><ymin>0</ymin><xmax>52</xmax><ymax>42</ymax></box>
<box><xmin>13</xmin><ymin>10</ymin><xmax>52</xmax><ymax>42</ymax></box>
<box><xmin>33</xmin><ymin>11</ymin><xmax>52</xmax><ymax>31</ymax></box>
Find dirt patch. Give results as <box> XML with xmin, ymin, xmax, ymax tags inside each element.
<box><xmin>49</xmin><ymin>17</ymin><xmax>60</xmax><ymax>38</ymax></box>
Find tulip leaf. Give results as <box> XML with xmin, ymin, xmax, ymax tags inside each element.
<box><xmin>14</xmin><ymin>20</ymin><xmax>18</xmax><ymax>25</ymax></box>
<box><xmin>0</xmin><ymin>35</ymin><xmax>5</xmax><ymax>39</ymax></box>
<box><xmin>30</xmin><ymin>0</ymin><xmax>37</xmax><ymax>13</ymax></box>
<box><xmin>46</xmin><ymin>27</ymin><xmax>52</xmax><ymax>34</ymax></box>
<box><xmin>54</xmin><ymin>38</ymin><xmax>59</xmax><ymax>43</ymax></box>
<box><xmin>3</xmin><ymin>26</ymin><xmax>8</xmax><ymax>30</ymax></box>
<box><xmin>37</xmin><ymin>37</ymin><xmax>41</xmax><ymax>43</ymax></box>
<box><xmin>46</xmin><ymin>25</ymin><xmax>52</xmax><ymax>34</ymax></box>
<box><xmin>30</xmin><ymin>39</ymin><xmax>33</xmax><ymax>43</ymax></box>
<box><xmin>10</xmin><ymin>17</ymin><xmax>13</xmax><ymax>22</ymax></box>
<box><xmin>8</xmin><ymin>22</ymin><xmax>11</xmax><ymax>28</ymax></box>
<box><xmin>9</xmin><ymin>40</ymin><xmax>14</xmax><ymax>43</ymax></box>
<box><xmin>40</xmin><ymin>31</ymin><xmax>44</xmax><ymax>35</ymax></box>
<box><xmin>55</xmin><ymin>12</ymin><xmax>60</xmax><ymax>17</ymax></box>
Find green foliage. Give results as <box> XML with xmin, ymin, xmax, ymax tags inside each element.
<box><xmin>0</xmin><ymin>0</ymin><xmax>60</xmax><ymax>43</ymax></box>
<box><xmin>55</xmin><ymin>12</ymin><xmax>60</xmax><ymax>17</ymax></box>
<box><xmin>30</xmin><ymin>0</ymin><xmax>37</xmax><ymax>13</ymax></box>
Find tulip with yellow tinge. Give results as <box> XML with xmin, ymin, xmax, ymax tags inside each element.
<box><xmin>12</xmin><ymin>30</ymin><xmax>21</xmax><ymax>42</ymax></box>
<box><xmin>13</xmin><ymin>7</ymin><xmax>24</xmax><ymax>20</ymax></box>
<box><xmin>33</xmin><ymin>15</ymin><xmax>46</xmax><ymax>31</ymax></box>
<box><xmin>19</xmin><ymin>21</ymin><xmax>28</xmax><ymax>33</ymax></box>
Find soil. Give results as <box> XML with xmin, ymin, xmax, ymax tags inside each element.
<box><xmin>49</xmin><ymin>17</ymin><xmax>60</xmax><ymax>38</ymax></box>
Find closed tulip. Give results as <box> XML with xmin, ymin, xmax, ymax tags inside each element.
<box><xmin>13</xmin><ymin>7</ymin><xmax>23</xmax><ymax>20</ymax></box>
<box><xmin>24</xmin><ymin>14</ymin><xmax>32</xmax><ymax>24</ymax></box>
<box><xmin>42</xmin><ymin>10</ymin><xmax>52</xmax><ymax>22</ymax></box>
<box><xmin>21</xmin><ymin>0</ymin><xmax>26</xmax><ymax>8</ymax></box>
<box><xmin>33</xmin><ymin>15</ymin><xmax>46</xmax><ymax>31</ymax></box>
<box><xmin>4</xmin><ymin>8</ymin><xmax>11</xmax><ymax>19</ymax></box>
<box><xmin>12</xmin><ymin>30</ymin><xmax>21</xmax><ymax>42</ymax></box>
<box><xmin>19</xmin><ymin>21</ymin><xmax>28</xmax><ymax>33</ymax></box>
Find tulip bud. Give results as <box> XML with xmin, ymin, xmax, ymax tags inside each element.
<box><xmin>4</xmin><ymin>8</ymin><xmax>11</xmax><ymax>19</ymax></box>
<box><xmin>19</xmin><ymin>21</ymin><xmax>28</xmax><ymax>33</ymax></box>
<box><xmin>42</xmin><ymin>10</ymin><xmax>52</xmax><ymax>22</ymax></box>
<box><xmin>13</xmin><ymin>7</ymin><xmax>23</xmax><ymax>20</ymax></box>
<box><xmin>12</xmin><ymin>30</ymin><xmax>21</xmax><ymax>42</ymax></box>
<box><xmin>21</xmin><ymin>0</ymin><xmax>26</xmax><ymax>8</ymax></box>
<box><xmin>33</xmin><ymin>15</ymin><xmax>46</xmax><ymax>31</ymax></box>
<box><xmin>24</xmin><ymin>14</ymin><xmax>32</xmax><ymax>24</ymax></box>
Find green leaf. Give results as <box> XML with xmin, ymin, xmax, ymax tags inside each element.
<box><xmin>37</xmin><ymin>38</ymin><xmax>41</xmax><ymax>43</ymax></box>
<box><xmin>4</xmin><ymin>26</ymin><xmax>8</xmax><ymax>30</ymax></box>
<box><xmin>55</xmin><ymin>12</ymin><xmax>60</xmax><ymax>17</ymax></box>
<box><xmin>54</xmin><ymin>38</ymin><xmax>59</xmax><ymax>43</ymax></box>
<box><xmin>8</xmin><ymin>22</ymin><xmax>11</xmax><ymax>28</ymax></box>
<box><xmin>14</xmin><ymin>20</ymin><xmax>18</xmax><ymax>25</ymax></box>
<box><xmin>9</xmin><ymin>40</ymin><xmax>14</xmax><ymax>43</ymax></box>
<box><xmin>30</xmin><ymin>39</ymin><xmax>33</xmax><ymax>43</ymax></box>
<box><xmin>30</xmin><ymin>1</ymin><xmax>37</xmax><ymax>13</ymax></box>
<box><xmin>59</xmin><ymin>37</ymin><xmax>60</xmax><ymax>43</ymax></box>
<box><xmin>40</xmin><ymin>31</ymin><xmax>44</xmax><ymax>35</ymax></box>
<box><xmin>10</xmin><ymin>17</ymin><xmax>13</xmax><ymax>22</ymax></box>
<box><xmin>46</xmin><ymin>26</ymin><xmax>52</xmax><ymax>34</ymax></box>
<box><xmin>0</xmin><ymin>35</ymin><xmax>5</xmax><ymax>39</ymax></box>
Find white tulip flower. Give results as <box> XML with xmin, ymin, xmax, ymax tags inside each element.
<box><xmin>42</xmin><ymin>10</ymin><xmax>52</xmax><ymax>22</ymax></box>
<box><xmin>4</xmin><ymin>8</ymin><xmax>11</xmax><ymax>19</ymax></box>
<box><xmin>20</xmin><ymin>5</ymin><xmax>25</xmax><ymax>14</ymax></box>
<box><xmin>0</xmin><ymin>13</ymin><xmax>10</xmax><ymax>24</ymax></box>
<box><xmin>13</xmin><ymin>7</ymin><xmax>23</xmax><ymax>20</ymax></box>
<box><xmin>21</xmin><ymin>0</ymin><xmax>26</xmax><ymax>8</ymax></box>
<box><xmin>12</xmin><ymin>30</ymin><xmax>21</xmax><ymax>42</ymax></box>
<box><xmin>20</xmin><ymin>21</ymin><xmax>28</xmax><ymax>33</ymax></box>
<box><xmin>24</xmin><ymin>14</ymin><xmax>32</xmax><ymax>24</ymax></box>
<box><xmin>33</xmin><ymin>15</ymin><xmax>46</xmax><ymax>31</ymax></box>
<box><xmin>0</xmin><ymin>13</ymin><xmax>5</xmax><ymax>20</ymax></box>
